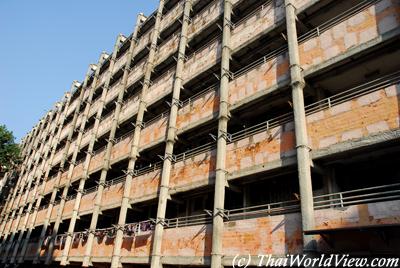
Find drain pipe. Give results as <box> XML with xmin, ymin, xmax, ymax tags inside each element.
<box><xmin>210</xmin><ymin>1</ymin><xmax>232</xmax><ymax>268</ymax></box>
<box><xmin>149</xmin><ymin>2</ymin><xmax>193</xmax><ymax>268</ymax></box>
<box><xmin>33</xmin><ymin>80</ymin><xmax>81</xmax><ymax>264</ymax></box>
<box><xmin>285</xmin><ymin>0</ymin><xmax>316</xmax><ymax>252</ymax></box>
<box><xmin>81</xmin><ymin>33</ymin><xmax>128</xmax><ymax>267</ymax></box>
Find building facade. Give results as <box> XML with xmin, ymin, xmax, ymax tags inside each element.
<box><xmin>1</xmin><ymin>0</ymin><xmax>400</xmax><ymax>267</ymax></box>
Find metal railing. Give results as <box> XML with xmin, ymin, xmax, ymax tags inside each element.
<box><xmin>161</xmin><ymin>182</ymin><xmax>400</xmax><ymax>229</ymax></box>
<box><xmin>298</xmin><ymin>0</ymin><xmax>379</xmax><ymax>44</ymax></box>
<box><xmin>164</xmin><ymin>213</ymin><xmax>212</xmax><ymax>228</ymax></box>
<box><xmin>233</xmin><ymin>0</ymin><xmax>274</xmax><ymax>28</ymax></box>
<box><xmin>112</xmin><ymin>71</ymin><xmax>400</xmax><ymax>188</ymax></box>
<box><xmin>314</xmin><ymin>182</ymin><xmax>400</xmax><ymax>209</ymax></box>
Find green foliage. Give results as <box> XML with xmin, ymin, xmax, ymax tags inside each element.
<box><xmin>0</xmin><ymin>125</ymin><xmax>20</xmax><ymax>172</ymax></box>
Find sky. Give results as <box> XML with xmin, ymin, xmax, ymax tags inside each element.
<box><xmin>0</xmin><ymin>0</ymin><xmax>158</xmax><ymax>142</ymax></box>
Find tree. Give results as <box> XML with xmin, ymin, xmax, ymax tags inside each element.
<box><xmin>0</xmin><ymin>125</ymin><xmax>20</xmax><ymax>172</ymax></box>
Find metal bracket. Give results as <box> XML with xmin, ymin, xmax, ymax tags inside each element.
<box><xmin>115</xmin><ymin>224</ymin><xmax>127</xmax><ymax>232</ymax></box>
<box><xmin>106</xmin><ymin>138</ymin><xmax>117</xmax><ymax>144</ymax></box>
<box><xmin>204</xmin><ymin>209</ymin><xmax>213</xmax><ymax>217</ymax></box>
<box><xmin>215</xmin><ymin>208</ymin><xmax>229</xmax><ymax>220</ymax></box>
<box><xmin>132</xmin><ymin>37</ymin><xmax>139</xmax><ymax>44</ymax></box>
<box><xmin>114</xmin><ymin>99</ymin><xmax>125</xmax><ymax>107</ymax></box>
<box><xmin>96</xmin><ymin>181</ymin><xmax>106</xmax><ymax>187</ymax></box>
<box><xmin>222</xmin><ymin>68</ymin><xmax>234</xmax><ymax>80</ymax></box>
<box><xmin>75</xmin><ymin>188</ymin><xmax>87</xmax><ymax>195</ymax></box>
<box><xmin>213</xmin><ymin>73</ymin><xmax>220</xmax><ymax>81</ymax></box>
<box><xmin>131</xmin><ymin>121</ymin><xmax>145</xmax><ymax>129</ymax></box>
<box><xmin>224</xmin><ymin>18</ymin><xmax>235</xmax><ymax>29</ymax></box>
<box><xmin>155</xmin><ymin>217</ymin><xmax>169</xmax><ymax>227</ymax></box>
<box><xmin>140</xmin><ymin>78</ymin><xmax>153</xmax><ymax>87</ymax></box>
<box><xmin>86</xmin><ymin>228</ymin><xmax>96</xmax><ymax>235</ymax></box>
<box><xmin>123</xmin><ymin>169</ymin><xmax>138</xmax><ymax>177</ymax></box>
<box><xmin>209</xmin><ymin>133</ymin><xmax>217</xmax><ymax>141</ymax></box>
<box><xmin>166</xmin><ymin>98</ymin><xmax>183</xmax><ymax>108</ymax></box>
<box><xmin>158</xmin><ymin>153</ymin><xmax>177</xmax><ymax>162</ymax></box>
<box><xmin>219</xmin><ymin>130</ymin><xmax>232</xmax><ymax>142</ymax></box>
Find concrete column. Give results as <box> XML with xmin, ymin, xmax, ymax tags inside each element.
<box><xmin>149</xmin><ymin>2</ymin><xmax>192</xmax><ymax>268</ymax></box>
<box><xmin>210</xmin><ymin>1</ymin><xmax>232</xmax><ymax>268</ymax></box>
<box><xmin>285</xmin><ymin>0</ymin><xmax>316</xmax><ymax>252</ymax></box>
<box><xmin>69</xmin><ymin>14</ymin><xmax>140</xmax><ymax>268</ymax></box>
<box><xmin>80</xmin><ymin>34</ymin><xmax>128</xmax><ymax>267</ymax></box>
<box><xmin>59</xmin><ymin>54</ymin><xmax>108</xmax><ymax>266</ymax></box>
<box><xmin>10</xmin><ymin>106</ymin><xmax>64</xmax><ymax>264</ymax></box>
<box><xmin>3</xmin><ymin>112</ymin><xmax>55</xmax><ymax>263</ymax></box>
<box><xmin>33</xmin><ymin>81</ymin><xmax>82</xmax><ymax>263</ymax></box>
<box><xmin>19</xmin><ymin>94</ymin><xmax>72</xmax><ymax>263</ymax></box>
<box><xmin>44</xmin><ymin>64</ymin><xmax>99</xmax><ymax>265</ymax></box>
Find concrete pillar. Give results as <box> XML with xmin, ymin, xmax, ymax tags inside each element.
<box><xmin>210</xmin><ymin>1</ymin><xmax>232</xmax><ymax>268</ymax></box>
<box><xmin>149</xmin><ymin>2</ymin><xmax>192</xmax><ymax>268</ymax></box>
<box><xmin>19</xmin><ymin>94</ymin><xmax>73</xmax><ymax>263</ymax></box>
<box><xmin>80</xmin><ymin>34</ymin><xmax>128</xmax><ymax>267</ymax></box>
<box><xmin>44</xmin><ymin>64</ymin><xmax>100</xmax><ymax>265</ymax></box>
<box><xmin>81</xmin><ymin>13</ymin><xmax>142</xmax><ymax>268</ymax></box>
<box><xmin>285</xmin><ymin>0</ymin><xmax>316</xmax><ymax>252</ymax></box>
<box><xmin>33</xmin><ymin>81</ymin><xmax>82</xmax><ymax>263</ymax></box>
<box><xmin>3</xmin><ymin>112</ymin><xmax>56</xmax><ymax>263</ymax></box>
<box><xmin>10</xmin><ymin>106</ymin><xmax>64</xmax><ymax>264</ymax></box>
<box><xmin>59</xmin><ymin>54</ymin><xmax>108</xmax><ymax>266</ymax></box>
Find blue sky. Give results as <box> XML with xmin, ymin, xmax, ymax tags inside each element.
<box><xmin>0</xmin><ymin>0</ymin><xmax>158</xmax><ymax>142</ymax></box>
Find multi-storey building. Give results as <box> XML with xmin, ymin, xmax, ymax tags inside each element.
<box><xmin>1</xmin><ymin>0</ymin><xmax>400</xmax><ymax>267</ymax></box>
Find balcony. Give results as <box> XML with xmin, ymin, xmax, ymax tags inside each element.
<box><xmin>187</xmin><ymin>0</ymin><xmax>223</xmax><ymax>40</ymax></box>
<box><xmin>155</xmin><ymin>32</ymin><xmax>180</xmax><ymax>66</ymax></box>
<box><xmin>97</xmin><ymin>111</ymin><xmax>115</xmax><ymax>138</ymax></box>
<box><xmin>47</xmin><ymin>183</ymin><xmax>400</xmax><ymax>263</ymax></box>
<box><xmin>66</xmin><ymin>98</ymin><xmax>79</xmax><ymax>118</ymax></box>
<box><xmin>88</xmin><ymin>96</ymin><xmax>102</xmax><ymax>118</ymax></box>
<box><xmin>59</xmin><ymin>121</ymin><xmax>72</xmax><ymax>141</ymax></box>
<box><xmin>160</xmin><ymin>1</ymin><xmax>184</xmax><ymax>33</ymax></box>
<box><xmin>127</xmin><ymin>57</ymin><xmax>147</xmax><ymax>88</ymax></box>
<box><xmin>35</xmin><ymin>206</ymin><xmax>48</xmax><ymax>226</ymax></box>
<box><xmin>113</xmin><ymin>53</ymin><xmax>128</xmax><ymax>75</ymax></box>
<box><xmin>105</xmin><ymin>80</ymin><xmax>123</xmax><ymax>106</ymax></box>
<box><xmin>43</xmin><ymin>175</ymin><xmax>58</xmax><ymax>195</ymax></box>
<box><xmin>134</xmin><ymin>30</ymin><xmax>152</xmax><ymax>56</ymax></box>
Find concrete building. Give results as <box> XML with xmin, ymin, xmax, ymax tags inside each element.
<box><xmin>1</xmin><ymin>0</ymin><xmax>400</xmax><ymax>267</ymax></box>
